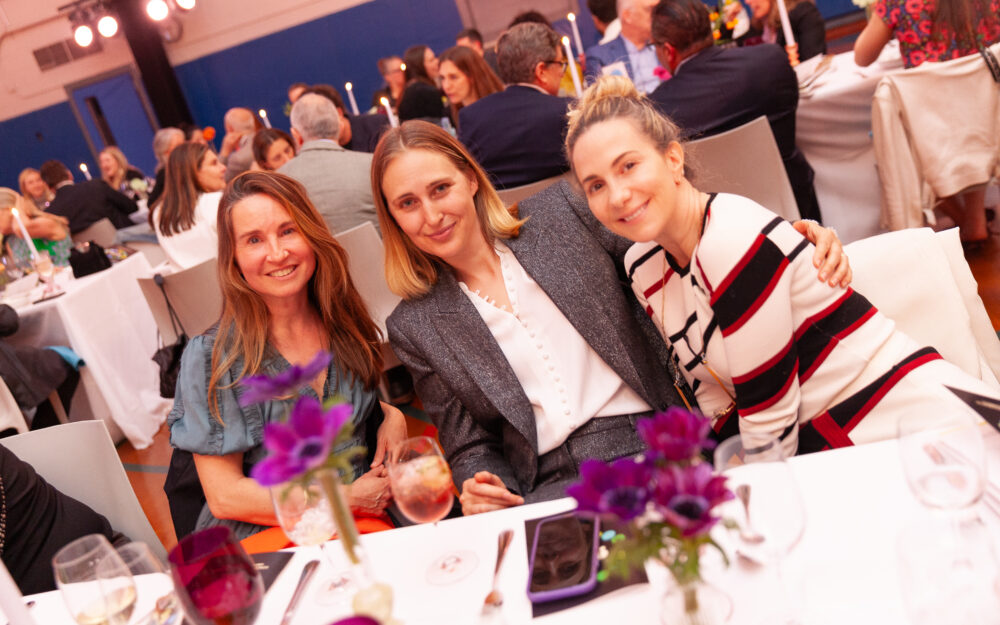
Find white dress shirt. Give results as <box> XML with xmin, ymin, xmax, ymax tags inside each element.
<box><xmin>153</xmin><ymin>191</ymin><xmax>221</xmax><ymax>270</ymax></box>
<box><xmin>459</xmin><ymin>244</ymin><xmax>650</xmax><ymax>454</ymax></box>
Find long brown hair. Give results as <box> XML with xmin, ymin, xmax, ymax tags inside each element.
<box><xmin>932</xmin><ymin>0</ymin><xmax>999</xmax><ymax>49</ymax></box>
<box><xmin>370</xmin><ymin>120</ymin><xmax>525</xmax><ymax>300</ymax></box>
<box><xmin>99</xmin><ymin>146</ymin><xmax>130</xmax><ymax>190</ymax></box>
<box><xmin>438</xmin><ymin>46</ymin><xmax>504</xmax><ymax>120</ymax></box>
<box><xmin>208</xmin><ymin>172</ymin><xmax>383</xmax><ymax>419</ymax></box>
<box><xmin>152</xmin><ymin>142</ymin><xmax>211</xmax><ymax>235</ymax></box>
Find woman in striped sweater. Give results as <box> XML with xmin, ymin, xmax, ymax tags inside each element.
<box><xmin>565</xmin><ymin>75</ymin><xmax>998</xmax><ymax>455</ymax></box>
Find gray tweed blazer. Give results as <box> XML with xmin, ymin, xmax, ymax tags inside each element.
<box><xmin>386</xmin><ymin>181</ymin><xmax>683</xmax><ymax>497</ymax></box>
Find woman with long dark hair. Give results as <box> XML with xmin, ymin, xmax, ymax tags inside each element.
<box><xmin>251</xmin><ymin>128</ymin><xmax>297</xmax><ymax>171</ymax></box>
<box><xmin>398</xmin><ymin>45</ymin><xmax>449</xmax><ymax>122</ymax></box>
<box><xmin>438</xmin><ymin>45</ymin><xmax>504</xmax><ymax>124</ymax></box>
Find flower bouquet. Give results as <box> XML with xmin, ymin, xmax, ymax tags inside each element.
<box><xmin>244</xmin><ymin>352</ymin><xmax>395</xmax><ymax>622</ymax></box>
<box><xmin>567</xmin><ymin>408</ymin><xmax>734</xmax><ymax>624</ymax></box>
<box><xmin>710</xmin><ymin>0</ymin><xmax>741</xmax><ymax>45</ymax></box>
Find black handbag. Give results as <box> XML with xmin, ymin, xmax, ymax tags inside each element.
<box><xmin>68</xmin><ymin>241</ymin><xmax>112</xmax><ymax>278</ymax></box>
<box><xmin>150</xmin><ymin>273</ymin><xmax>187</xmax><ymax>399</ymax></box>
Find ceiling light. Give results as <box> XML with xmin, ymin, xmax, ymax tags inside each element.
<box><xmin>74</xmin><ymin>23</ymin><xmax>94</xmax><ymax>46</ymax></box>
<box><xmin>96</xmin><ymin>14</ymin><xmax>118</xmax><ymax>37</ymax></box>
<box><xmin>146</xmin><ymin>0</ymin><xmax>169</xmax><ymax>21</ymax></box>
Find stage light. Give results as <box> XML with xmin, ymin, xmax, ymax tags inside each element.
<box><xmin>74</xmin><ymin>23</ymin><xmax>94</xmax><ymax>46</ymax></box>
<box><xmin>146</xmin><ymin>0</ymin><xmax>169</xmax><ymax>21</ymax></box>
<box><xmin>97</xmin><ymin>14</ymin><xmax>118</xmax><ymax>37</ymax></box>
<box><xmin>175</xmin><ymin>0</ymin><xmax>196</xmax><ymax>10</ymax></box>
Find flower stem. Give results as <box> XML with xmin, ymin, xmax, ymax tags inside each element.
<box><xmin>317</xmin><ymin>470</ymin><xmax>361</xmax><ymax>565</ymax></box>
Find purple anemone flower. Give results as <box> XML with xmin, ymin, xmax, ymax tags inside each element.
<box><xmin>651</xmin><ymin>462</ymin><xmax>733</xmax><ymax>537</ymax></box>
<box><xmin>637</xmin><ymin>408</ymin><xmax>716</xmax><ymax>462</ymax></box>
<box><xmin>567</xmin><ymin>457</ymin><xmax>652</xmax><ymax>521</ymax></box>
<box><xmin>250</xmin><ymin>399</ymin><xmax>353</xmax><ymax>486</ymax></box>
<box><xmin>239</xmin><ymin>352</ymin><xmax>333</xmax><ymax>407</ymax></box>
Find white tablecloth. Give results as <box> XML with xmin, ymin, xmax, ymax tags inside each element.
<box><xmin>3</xmin><ymin>255</ymin><xmax>170</xmax><ymax>448</ymax></box>
<box><xmin>796</xmin><ymin>44</ymin><xmax>905</xmax><ymax>243</ymax></box>
<box><xmin>13</xmin><ymin>434</ymin><xmax>999</xmax><ymax>624</ymax></box>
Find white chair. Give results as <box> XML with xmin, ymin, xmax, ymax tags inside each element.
<box><xmin>0</xmin><ymin>377</ymin><xmax>28</xmax><ymax>434</ymax></box>
<box><xmin>71</xmin><ymin>218</ymin><xmax>118</xmax><ymax>247</ymax></box>
<box><xmin>136</xmin><ymin>259</ymin><xmax>222</xmax><ymax>344</ymax></box>
<box><xmin>685</xmin><ymin>116</ymin><xmax>801</xmax><ymax>222</ymax></box>
<box><xmin>844</xmin><ymin>227</ymin><xmax>1000</xmax><ymax>388</ymax></box>
<box><xmin>0</xmin><ymin>420</ymin><xmax>166</xmax><ymax>559</ymax></box>
<box><xmin>496</xmin><ymin>172</ymin><xmax>572</xmax><ymax>206</ymax></box>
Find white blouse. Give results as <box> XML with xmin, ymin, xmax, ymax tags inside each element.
<box><xmin>153</xmin><ymin>191</ymin><xmax>222</xmax><ymax>271</ymax></box>
<box><xmin>459</xmin><ymin>244</ymin><xmax>650</xmax><ymax>454</ymax></box>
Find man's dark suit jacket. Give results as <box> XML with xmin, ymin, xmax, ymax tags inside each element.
<box><xmin>345</xmin><ymin>113</ymin><xmax>390</xmax><ymax>153</ymax></box>
<box><xmin>649</xmin><ymin>44</ymin><xmax>822</xmax><ymax>222</ymax></box>
<box><xmin>46</xmin><ymin>180</ymin><xmax>138</xmax><ymax>233</ymax></box>
<box><xmin>458</xmin><ymin>85</ymin><xmax>571</xmax><ymax>189</ymax></box>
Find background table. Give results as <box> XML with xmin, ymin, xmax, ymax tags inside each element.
<box><xmin>4</xmin><ymin>254</ymin><xmax>171</xmax><ymax>448</ymax></box>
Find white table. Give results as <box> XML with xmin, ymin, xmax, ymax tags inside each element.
<box><xmin>3</xmin><ymin>254</ymin><xmax>171</xmax><ymax>448</ymax></box>
<box><xmin>796</xmin><ymin>44</ymin><xmax>905</xmax><ymax>244</ymax></box>
<box><xmin>14</xmin><ymin>435</ymin><xmax>999</xmax><ymax>624</ymax></box>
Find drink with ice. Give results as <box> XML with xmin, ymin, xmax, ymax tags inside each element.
<box><xmin>392</xmin><ymin>454</ymin><xmax>454</xmax><ymax>523</ymax></box>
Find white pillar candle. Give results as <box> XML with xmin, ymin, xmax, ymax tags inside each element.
<box><xmin>345</xmin><ymin>82</ymin><xmax>360</xmax><ymax>116</ymax></box>
<box><xmin>9</xmin><ymin>208</ymin><xmax>39</xmax><ymax>261</ymax></box>
<box><xmin>258</xmin><ymin>109</ymin><xmax>271</xmax><ymax>129</ymax></box>
<box><xmin>775</xmin><ymin>0</ymin><xmax>796</xmax><ymax>47</ymax></box>
<box><xmin>381</xmin><ymin>97</ymin><xmax>398</xmax><ymax>128</ymax></box>
<box><xmin>79</xmin><ymin>163</ymin><xmax>91</xmax><ymax>180</ymax></box>
<box><xmin>562</xmin><ymin>37</ymin><xmax>583</xmax><ymax>98</ymax></box>
<box><xmin>567</xmin><ymin>12</ymin><xmax>584</xmax><ymax>58</ymax></box>
<box><xmin>0</xmin><ymin>560</ymin><xmax>35</xmax><ymax>625</ymax></box>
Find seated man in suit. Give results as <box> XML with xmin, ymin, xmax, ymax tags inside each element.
<box><xmin>584</xmin><ymin>0</ymin><xmax>664</xmax><ymax>93</ymax></box>
<box><xmin>648</xmin><ymin>0</ymin><xmax>822</xmax><ymax>222</ymax></box>
<box><xmin>39</xmin><ymin>160</ymin><xmax>138</xmax><ymax>234</ymax></box>
<box><xmin>302</xmin><ymin>85</ymin><xmax>390</xmax><ymax>154</ymax></box>
<box><xmin>458</xmin><ymin>22</ymin><xmax>572</xmax><ymax>189</ymax></box>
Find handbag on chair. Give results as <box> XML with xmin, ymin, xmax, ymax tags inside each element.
<box><xmin>150</xmin><ymin>273</ymin><xmax>187</xmax><ymax>399</ymax></box>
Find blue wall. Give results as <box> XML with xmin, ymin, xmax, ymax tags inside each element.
<box><xmin>0</xmin><ymin>102</ymin><xmax>94</xmax><ymax>189</ymax></box>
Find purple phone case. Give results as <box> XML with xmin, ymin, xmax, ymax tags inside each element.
<box><xmin>526</xmin><ymin>512</ymin><xmax>600</xmax><ymax>603</ymax></box>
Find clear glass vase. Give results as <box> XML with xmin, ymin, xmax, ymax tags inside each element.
<box><xmin>314</xmin><ymin>469</ymin><xmax>397</xmax><ymax>624</ymax></box>
<box><xmin>660</xmin><ymin>579</ymin><xmax>733</xmax><ymax>625</ymax></box>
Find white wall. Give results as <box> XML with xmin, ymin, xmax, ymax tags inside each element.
<box><xmin>0</xmin><ymin>0</ymin><xmax>371</xmax><ymax>122</ymax></box>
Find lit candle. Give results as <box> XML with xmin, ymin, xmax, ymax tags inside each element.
<box><xmin>9</xmin><ymin>208</ymin><xmax>39</xmax><ymax>261</ymax></box>
<box><xmin>79</xmin><ymin>163</ymin><xmax>91</xmax><ymax>180</ymax></box>
<box><xmin>345</xmin><ymin>82</ymin><xmax>360</xmax><ymax>116</ymax></box>
<box><xmin>0</xmin><ymin>559</ymin><xmax>35</xmax><ymax>625</ymax></box>
<box><xmin>775</xmin><ymin>0</ymin><xmax>796</xmax><ymax>49</ymax></box>
<box><xmin>381</xmin><ymin>97</ymin><xmax>398</xmax><ymax>128</ymax></box>
<box><xmin>567</xmin><ymin>12</ymin><xmax>584</xmax><ymax>58</ymax></box>
<box><xmin>562</xmin><ymin>37</ymin><xmax>583</xmax><ymax>98</ymax></box>
<box><xmin>258</xmin><ymin>109</ymin><xmax>271</xmax><ymax>129</ymax></box>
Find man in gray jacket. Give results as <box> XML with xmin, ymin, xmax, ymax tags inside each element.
<box><xmin>279</xmin><ymin>93</ymin><xmax>379</xmax><ymax>236</ymax></box>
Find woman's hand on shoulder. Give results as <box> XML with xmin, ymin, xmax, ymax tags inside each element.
<box><xmin>459</xmin><ymin>471</ymin><xmax>524</xmax><ymax>516</ymax></box>
<box><xmin>348</xmin><ymin>465</ymin><xmax>392</xmax><ymax>516</ymax></box>
<box><xmin>372</xmin><ymin>402</ymin><xmax>409</xmax><ymax>467</ymax></box>
<box><xmin>792</xmin><ymin>219</ymin><xmax>852</xmax><ymax>288</ymax></box>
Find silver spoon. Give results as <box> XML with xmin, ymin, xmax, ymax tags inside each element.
<box><xmin>736</xmin><ymin>484</ymin><xmax>766</xmax><ymax>544</ymax></box>
<box><xmin>482</xmin><ymin>529</ymin><xmax>515</xmax><ymax>612</ymax></box>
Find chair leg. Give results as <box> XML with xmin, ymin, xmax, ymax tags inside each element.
<box><xmin>48</xmin><ymin>391</ymin><xmax>70</xmax><ymax>424</ymax></box>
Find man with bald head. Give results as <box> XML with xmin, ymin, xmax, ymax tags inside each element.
<box><xmin>584</xmin><ymin>0</ymin><xmax>664</xmax><ymax>93</ymax></box>
<box><xmin>278</xmin><ymin>93</ymin><xmax>378</xmax><ymax>235</ymax></box>
<box><xmin>219</xmin><ymin>107</ymin><xmax>256</xmax><ymax>182</ymax></box>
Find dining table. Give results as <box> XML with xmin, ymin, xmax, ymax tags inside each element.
<box><xmin>10</xmin><ymin>431</ymin><xmax>999</xmax><ymax>625</ymax></box>
<box><xmin>1</xmin><ymin>253</ymin><xmax>171</xmax><ymax>448</ymax></box>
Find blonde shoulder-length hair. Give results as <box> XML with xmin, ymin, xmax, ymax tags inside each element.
<box><xmin>208</xmin><ymin>171</ymin><xmax>383</xmax><ymax>420</ymax></box>
<box><xmin>370</xmin><ymin>120</ymin><xmax>526</xmax><ymax>300</ymax></box>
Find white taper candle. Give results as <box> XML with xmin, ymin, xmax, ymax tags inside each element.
<box><xmin>567</xmin><ymin>12</ymin><xmax>585</xmax><ymax>58</ymax></box>
<box><xmin>381</xmin><ymin>97</ymin><xmax>398</xmax><ymax>128</ymax></box>
<box><xmin>345</xmin><ymin>83</ymin><xmax>361</xmax><ymax>116</ymax></box>
<box><xmin>562</xmin><ymin>37</ymin><xmax>583</xmax><ymax>98</ymax></box>
<box><xmin>9</xmin><ymin>208</ymin><xmax>39</xmax><ymax>260</ymax></box>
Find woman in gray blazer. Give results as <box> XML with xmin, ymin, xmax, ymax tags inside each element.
<box><xmin>372</xmin><ymin>121</ymin><xmax>848</xmax><ymax>515</ymax></box>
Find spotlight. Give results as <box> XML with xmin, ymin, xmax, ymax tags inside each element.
<box><xmin>146</xmin><ymin>0</ymin><xmax>169</xmax><ymax>21</ymax></box>
<box><xmin>175</xmin><ymin>0</ymin><xmax>196</xmax><ymax>10</ymax></box>
<box><xmin>74</xmin><ymin>23</ymin><xmax>94</xmax><ymax>46</ymax></box>
<box><xmin>96</xmin><ymin>14</ymin><xmax>118</xmax><ymax>37</ymax></box>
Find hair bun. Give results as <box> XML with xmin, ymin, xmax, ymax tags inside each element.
<box><xmin>580</xmin><ymin>74</ymin><xmax>642</xmax><ymax>108</ymax></box>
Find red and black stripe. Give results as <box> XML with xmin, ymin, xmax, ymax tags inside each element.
<box><xmin>712</xmin><ymin>235</ymin><xmax>790</xmax><ymax>336</ymax></box>
<box><xmin>732</xmin><ymin>338</ymin><xmax>799</xmax><ymax>415</ymax></box>
<box><xmin>795</xmin><ymin>290</ymin><xmax>878</xmax><ymax>383</ymax></box>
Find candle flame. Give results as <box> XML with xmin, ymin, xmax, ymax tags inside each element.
<box><xmin>380</xmin><ymin>97</ymin><xmax>389</xmax><ymax>106</ymax></box>
<box><xmin>346</xmin><ymin>82</ymin><xmax>353</xmax><ymax>90</ymax></box>
<box><xmin>79</xmin><ymin>163</ymin><xmax>88</xmax><ymax>171</ymax></box>
<box><xmin>400</xmin><ymin>63</ymin><xmax>406</xmax><ymax>71</ymax></box>
<box><xmin>258</xmin><ymin>109</ymin><xmax>268</xmax><ymax>117</ymax></box>
<box><xmin>10</xmin><ymin>208</ymin><xmax>18</xmax><ymax>218</ymax></box>
<box><xmin>568</xmin><ymin>12</ymin><xmax>576</xmax><ymax>21</ymax></box>
<box><xmin>562</xmin><ymin>36</ymin><xmax>570</xmax><ymax>44</ymax></box>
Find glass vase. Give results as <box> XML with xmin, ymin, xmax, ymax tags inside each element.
<box><xmin>314</xmin><ymin>469</ymin><xmax>397</xmax><ymax>624</ymax></box>
<box><xmin>661</xmin><ymin>579</ymin><xmax>733</xmax><ymax>625</ymax></box>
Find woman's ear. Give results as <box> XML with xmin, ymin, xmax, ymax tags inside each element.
<box><xmin>666</xmin><ymin>141</ymin><xmax>685</xmax><ymax>183</ymax></box>
<box><xmin>467</xmin><ymin>170</ymin><xmax>479</xmax><ymax>196</ymax></box>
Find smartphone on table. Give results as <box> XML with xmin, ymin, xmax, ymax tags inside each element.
<box><xmin>526</xmin><ymin>512</ymin><xmax>600</xmax><ymax>603</ymax></box>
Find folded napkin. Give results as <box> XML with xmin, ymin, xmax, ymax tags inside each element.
<box><xmin>44</xmin><ymin>345</ymin><xmax>84</xmax><ymax>370</ymax></box>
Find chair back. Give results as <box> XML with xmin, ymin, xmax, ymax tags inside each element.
<box><xmin>334</xmin><ymin>222</ymin><xmax>401</xmax><ymax>338</ymax></box>
<box><xmin>0</xmin><ymin>420</ymin><xmax>166</xmax><ymax>559</ymax></box>
<box><xmin>71</xmin><ymin>218</ymin><xmax>117</xmax><ymax>248</ymax></box>
<box><xmin>496</xmin><ymin>172</ymin><xmax>572</xmax><ymax>206</ymax></box>
<box><xmin>0</xmin><ymin>377</ymin><xmax>28</xmax><ymax>434</ymax></box>
<box><xmin>136</xmin><ymin>259</ymin><xmax>222</xmax><ymax>344</ymax></box>
<box><xmin>686</xmin><ymin>116</ymin><xmax>800</xmax><ymax>222</ymax></box>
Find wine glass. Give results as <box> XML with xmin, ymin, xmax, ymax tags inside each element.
<box><xmin>114</xmin><ymin>542</ymin><xmax>181</xmax><ymax>625</ymax></box>
<box><xmin>53</xmin><ymin>534</ymin><xmax>137</xmax><ymax>625</ymax></box>
<box><xmin>714</xmin><ymin>432</ymin><xmax>806</xmax><ymax>622</ymax></box>
<box><xmin>270</xmin><ymin>473</ymin><xmax>352</xmax><ymax>603</ymax></box>
<box><xmin>167</xmin><ymin>526</ymin><xmax>264</xmax><ymax>625</ymax></box>
<box><xmin>31</xmin><ymin>250</ymin><xmax>56</xmax><ymax>295</ymax></box>
<box><xmin>388</xmin><ymin>436</ymin><xmax>478</xmax><ymax>585</ymax></box>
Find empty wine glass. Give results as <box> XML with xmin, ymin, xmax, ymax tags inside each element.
<box><xmin>31</xmin><ymin>250</ymin><xmax>56</xmax><ymax>295</ymax></box>
<box><xmin>714</xmin><ymin>432</ymin><xmax>806</xmax><ymax>622</ymax></box>
<box><xmin>898</xmin><ymin>410</ymin><xmax>985</xmax><ymax>513</ymax></box>
<box><xmin>53</xmin><ymin>534</ymin><xmax>137</xmax><ymax>625</ymax></box>
<box><xmin>270</xmin><ymin>471</ymin><xmax>352</xmax><ymax>603</ymax></box>
<box><xmin>114</xmin><ymin>542</ymin><xmax>180</xmax><ymax>625</ymax></box>
<box><xmin>167</xmin><ymin>526</ymin><xmax>263</xmax><ymax>625</ymax></box>
<box><xmin>388</xmin><ymin>436</ymin><xmax>478</xmax><ymax>585</ymax></box>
